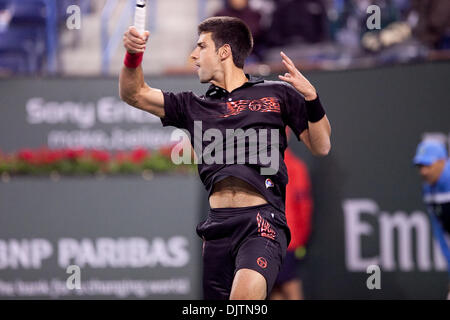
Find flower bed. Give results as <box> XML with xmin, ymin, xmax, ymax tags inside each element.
<box><xmin>0</xmin><ymin>146</ymin><xmax>196</xmax><ymax>177</ymax></box>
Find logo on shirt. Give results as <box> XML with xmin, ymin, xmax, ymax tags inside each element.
<box><xmin>220</xmin><ymin>97</ymin><xmax>281</xmax><ymax>118</ymax></box>
<box><xmin>265</xmin><ymin>178</ymin><xmax>274</xmax><ymax>189</ymax></box>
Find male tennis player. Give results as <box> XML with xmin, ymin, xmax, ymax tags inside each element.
<box><xmin>119</xmin><ymin>16</ymin><xmax>331</xmax><ymax>300</ymax></box>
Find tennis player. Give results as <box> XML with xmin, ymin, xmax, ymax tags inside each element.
<box><xmin>119</xmin><ymin>16</ymin><xmax>331</xmax><ymax>300</ymax></box>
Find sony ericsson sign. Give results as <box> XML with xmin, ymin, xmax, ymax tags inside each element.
<box><xmin>343</xmin><ymin>199</ymin><xmax>448</xmax><ymax>272</ymax></box>
<box><xmin>24</xmin><ymin>96</ymin><xmax>173</xmax><ymax>150</ymax></box>
<box><xmin>0</xmin><ymin>237</ymin><xmax>189</xmax><ymax>269</ymax></box>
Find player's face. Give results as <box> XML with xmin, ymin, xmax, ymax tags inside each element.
<box><xmin>190</xmin><ymin>32</ymin><xmax>221</xmax><ymax>83</ymax></box>
<box><xmin>417</xmin><ymin>159</ymin><xmax>445</xmax><ymax>184</ymax></box>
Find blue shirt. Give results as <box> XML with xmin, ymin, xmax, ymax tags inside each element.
<box><xmin>422</xmin><ymin>160</ymin><xmax>450</xmax><ymax>232</ymax></box>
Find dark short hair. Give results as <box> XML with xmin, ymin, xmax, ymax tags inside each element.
<box><xmin>198</xmin><ymin>16</ymin><xmax>253</xmax><ymax>69</ymax></box>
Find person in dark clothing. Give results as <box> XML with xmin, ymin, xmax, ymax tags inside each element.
<box><xmin>410</xmin><ymin>0</ymin><xmax>450</xmax><ymax>49</ymax></box>
<box><xmin>267</xmin><ymin>0</ymin><xmax>328</xmax><ymax>47</ymax></box>
<box><xmin>214</xmin><ymin>0</ymin><xmax>265</xmax><ymax>61</ymax></box>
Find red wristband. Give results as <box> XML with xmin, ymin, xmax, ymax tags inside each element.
<box><xmin>124</xmin><ymin>52</ymin><xmax>144</xmax><ymax>68</ymax></box>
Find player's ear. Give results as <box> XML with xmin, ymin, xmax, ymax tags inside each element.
<box><xmin>218</xmin><ymin>44</ymin><xmax>232</xmax><ymax>61</ymax></box>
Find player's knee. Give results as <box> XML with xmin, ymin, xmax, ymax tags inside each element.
<box><xmin>229</xmin><ymin>268</ymin><xmax>267</xmax><ymax>300</ymax></box>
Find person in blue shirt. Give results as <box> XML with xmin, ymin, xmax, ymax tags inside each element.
<box><xmin>413</xmin><ymin>140</ymin><xmax>450</xmax><ymax>299</ymax></box>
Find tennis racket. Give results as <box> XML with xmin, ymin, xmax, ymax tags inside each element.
<box><xmin>134</xmin><ymin>0</ymin><xmax>147</xmax><ymax>36</ymax></box>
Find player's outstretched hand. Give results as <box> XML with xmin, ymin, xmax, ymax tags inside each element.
<box><xmin>278</xmin><ymin>51</ymin><xmax>317</xmax><ymax>101</ymax></box>
<box><xmin>123</xmin><ymin>26</ymin><xmax>150</xmax><ymax>54</ymax></box>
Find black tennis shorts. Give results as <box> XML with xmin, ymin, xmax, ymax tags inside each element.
<box><xmin>196</xmin><ymin>203</ymin><xmax>291</xmax><ymax>300</ymax></box>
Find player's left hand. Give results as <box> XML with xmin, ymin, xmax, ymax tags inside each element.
<box><xmin>278</xmin><ymin>51</ymin><xmax>317</xmax><ymax>101</ymax></box>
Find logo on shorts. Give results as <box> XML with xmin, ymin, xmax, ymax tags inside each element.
<box><xmin>257</xmin><ymin>257</ymin><xmax>268</xmax><ymax>269</ymax></box>
<box><xmin>265</xmin><ymin>178</ymin><xmax>274</xmax><ymax>189</ymax></box>
<box><xmin>256</xmin><ymin>212</ymin><xmax>276</xmax><ymax>240</ymax></box>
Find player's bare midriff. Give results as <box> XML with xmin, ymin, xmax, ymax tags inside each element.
<box><xmin>209</xmin><ymin>176</ymin><xmax>268</xmax><ymax>209</ymax></box>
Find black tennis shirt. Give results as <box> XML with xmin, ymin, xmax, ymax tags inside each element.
<box><xmin>160</xmin><ymin>75</ymin><xmax>313</xmax><ymax>213</ymax></box>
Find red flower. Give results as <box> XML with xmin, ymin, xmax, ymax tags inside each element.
<box><xmin>114</xmin><ymin>151</ymin><xmax>129</xmax><ymax>164</ymax></box>
<box><xmin>18</xmin><ymin>149</ymin><xmax>35</xmax><ymax>162</ymax></box>
<box><xmin>90</xmin><ymin>150</ymin><xmax>110</xmax><ymax>163</ymax></box>
<box><xmin>131</xmin><ymin>148</ymin><xmax>148</xmax><ymax>164</ymax></box>
<box><xmin>30</xmin><ymin>148</ymin><xmax>55</xmax><ymax>165</ymax></box>
<box><xmin>158</xmin><ymin>144</ymin><xmax>175</xmax><ymax>158</ymax></box>
<box><xmin>44</xmin><ymin>149</ymin><xmax>64</xmax><ymax>164</ymax></box>
<box><xmin>64</xmin><ymin>148</ymin><xmax>85</xmax><ymax>160</ymax></box>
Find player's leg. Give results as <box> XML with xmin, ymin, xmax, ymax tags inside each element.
<box><xmin>230</xmin><ymin>208</ymin><xmax>289</xmax><ymax>300</ymax></box>
<box><xmin>270</xmin><ymin>250</ymin><xmax>304</xmax><ymax>300</ymax></box>
<box><xmin>197</xmin><ymin>209</ymin><xmax>239</xmax><ymax>300</ymax></box>
<box><xmin>229</xmin><ymin>268</ymin><xmax>267</xmax><ymax>300</ymax></box>
<box><xmin>231</xmin><ymin>236</ymin><xmax>285</xmax><ymax>300</ymax></box>
<box><xmin>268</xmin><ymin>286</ymin><xmax>285</xmax><ymax>300</ymax></box>
<box><xmin>201</xmin><ymin>237</ymin><xmax>235</xmax><ymax>300</ymax></box>
<box><xmin>200</xmin><ymin>204</ymin><xmax>289</xmax><ymax>300</ymax></box>
<box><xmin>281</xmin><ymin>279</ymin><xmax>303</xmax><ymax>300</ymax></box>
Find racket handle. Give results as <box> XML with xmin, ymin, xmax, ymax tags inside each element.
<box><xmin>134</xmin><ymin>1</ymin><xmax>147</xmax><ymax>35</ymax></box>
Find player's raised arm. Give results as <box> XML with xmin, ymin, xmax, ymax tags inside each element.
<box><xmin>119</xmin><ymin>26</ymin><xmax>165</xmax><ymax>118</ymax></box>
<box><xmin>279</xmin><ymin>51</ymin><xmax>331</xmax><ymax>157</ymax></box>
